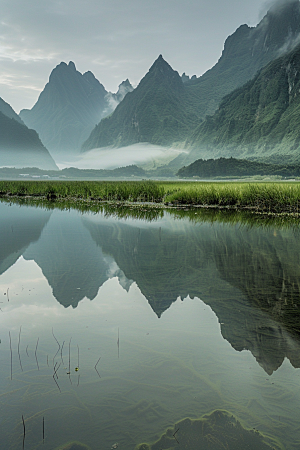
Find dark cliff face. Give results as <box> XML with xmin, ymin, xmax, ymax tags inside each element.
<box><xmin>19</xmin><ymin>61</ymin><xmax>108</xmax><ymax>157</ymax></box>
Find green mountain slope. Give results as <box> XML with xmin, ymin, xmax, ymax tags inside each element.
<box><xmin>185</xmin><ymin>0</ymin><xmax>300</xmax><ymax>119</ymax></box>
<box><xmin>83</xmin><ymin>1</ymin><xmax>300</xmax><ymax>152</ymax></box>
<box><xmin>187</xmin><ymin>42</ymin><xmax>300</xmax><ymax>163</ymax></box>
<box><xmin>82</xmin><ymin>55</ymin><xmax>199</xmax><ymax>150</ymax></box>
<box><xmin>0</xmin><ymin>111</ymin><xmax>58</xmax><ymax>169</ymax></box>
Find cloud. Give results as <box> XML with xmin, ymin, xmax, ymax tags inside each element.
<box><xmin>259</xmin><ymin>0</ymin><xmax>298</xmax><ymax>17</ymax></box>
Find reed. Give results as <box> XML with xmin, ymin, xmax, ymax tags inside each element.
<box><xmin>1</xmin><ymin>180</ymin><xmax>300</xmax><ymax>213</ymax></box>
<box><xmin>22</xmin><ymin>415</ymin><xmax>25</xmax><ymax>450</ymax></box>
<box><xmin>35</xmin><ymin>337</ymin><xmax>39</xmax><ymax>370</ymax></box>
<box><xmin>9</xmin><ymin>331</ymin><xmax>12</xmax><ymax>380</ymax></box>
<box><xmin>18</xmin><ymin>326</ymin><xmax>23</xmax><ymax>372</ymax></box>
<box><xmin>95</xmin><ymin>357</ymin><xmax>101</xmax><ymax>378</ymax></box>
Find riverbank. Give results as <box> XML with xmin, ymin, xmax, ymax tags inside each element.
<box><xmin>1</xmin><ymin>180</ymin><xmax>300</xmax><ymax>214</ymax></box>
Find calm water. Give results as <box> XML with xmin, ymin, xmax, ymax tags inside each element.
<box><xmin>1</xmin><ymin>200</ymin><xmax>300</xmax><ymax>449</ymax></box>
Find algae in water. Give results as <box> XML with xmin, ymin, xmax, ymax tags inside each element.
<box><xmin>136</xmin><ymin>410</ymin><xmax>280</xmax><ymax>450</ymax></box>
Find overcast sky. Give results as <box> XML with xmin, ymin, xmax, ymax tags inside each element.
<box><xmin>0</xmin><ymin>0</ymin><xmax>284</xmax><ymax>112</ymax></box>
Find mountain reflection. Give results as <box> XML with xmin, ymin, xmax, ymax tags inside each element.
<box><xmin>1</xmin><ymin>200</ymin><xmax>300</xmax><ymax>374</ymax></box>
<box><xmin>23</xmin><ymin>210</ymin><xmax>132</xmax><ymax>308</ymax></box>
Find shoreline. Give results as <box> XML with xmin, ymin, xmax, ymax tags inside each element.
<box><xmin>1</xmin><ymin>192</ymin><xmax>300</xmax><ymax>218</ymax></box>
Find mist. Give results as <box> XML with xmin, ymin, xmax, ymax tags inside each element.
<box><xmin>56</xmin><ymin>143</ymin><xmax>186</xmax><ymax>170</ymax></box>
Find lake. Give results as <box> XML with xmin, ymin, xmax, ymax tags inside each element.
<box><xmin>1</xmin><ymin>199</ymin><xmax>300</xmax><ymax>449</ymax></box>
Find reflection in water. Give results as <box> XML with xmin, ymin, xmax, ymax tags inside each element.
<box><xmin>136</xmin><ymin>410</ymin><xmax>277</xmax><ymax>450</ymax></box>
<box><xmin>1</xmin><ymin>200</ymin><xmax>300</xmax><ymax>449</ymax></box>
<box><xmin>23</xmin><ymin>210</ymin><xmax>132</xmax><ymax>308</ymax></box>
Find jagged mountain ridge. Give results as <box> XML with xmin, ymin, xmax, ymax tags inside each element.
<box><xmin>82</xmin><ymin>55</ymin><xmax>200</xmax><ymax>150</ymax></box>
<box><xmin>19</xmin><ymin>62</ymin><xmax>133</xmax><ymax>159</ymax></box>
<box><xmin>19</xmin><ymin>61</ymin><xmax>108</xmax><ymax>157</ymax></box>
<box><xmin>82</xmin><ymin>1</ymin><xmax>300</xmax><ymax>152</ymax></box>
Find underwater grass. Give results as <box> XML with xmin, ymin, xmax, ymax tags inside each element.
<box><xmin>1</xmin><ymin>180</ymin><xmax>300</xmax><ymax>213</ymax></box>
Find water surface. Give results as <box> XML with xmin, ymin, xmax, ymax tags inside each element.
<box><xmin>1</xmin><ymin>201</ymin><xmax>300</xmax><ymax>449</ymax></box>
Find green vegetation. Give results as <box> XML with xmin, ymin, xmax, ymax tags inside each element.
<box><xmin>2</xmin><ymin>180</ymin><xmax>300</xmax><ymax>214</ymax></box>
<box><xmin>0</xmin><ymin>180</ymin><xmax>165</xmax><ymax>202</ymax></box>
<box><xmin>188</xmin><ymin>42</ymin><xmax>300</xmax><ymax>163</ymax></box>
<box><xmin>135</xmin><ymin>410</ymin><xmax>280</xmax><ymax>450</ymax></box>
<box><xmin>177</xmin><ymin>157</ymin><xmax>300</xmax><ymax>178</ymax></box>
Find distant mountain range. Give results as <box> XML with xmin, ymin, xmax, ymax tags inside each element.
<box><xmin>20</xmin><ymin>62</ymin><xmax>133</xmax><ymax>159</ymax></box>
<box><xmin>82</xmin><ymin>0</ymin><xmax>300</xmax><ymax>160</ymax></box>
<box><xmin>2</xmin><ymin>1</ymin><xmax>300</xmax><ymax>169</ymax></box>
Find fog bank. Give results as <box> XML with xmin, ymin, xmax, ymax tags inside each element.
<box><xmin>57</xmin><ymin>143</ymin><xmax>186</xmax><ymax>170</ymax></box>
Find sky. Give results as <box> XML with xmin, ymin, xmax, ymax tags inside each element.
<box><xmin>0</xmin><ymin>0</ymin><xmax>285</xmax><ymax>113</ymax></box>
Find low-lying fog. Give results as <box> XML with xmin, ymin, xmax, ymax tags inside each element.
<box><xmin>56</xmin><ymin>143</ymin><xmax>187</xmax><ymax>170</ymax></box>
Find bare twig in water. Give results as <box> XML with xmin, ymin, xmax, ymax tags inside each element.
<box><xmin>60</xmin><ymin>340</ymin><xmax>65</xmax><ymax>366</ymax></box>
<box><xmin>47</xmin><ymin>355</ymin><xmax>49</xmax><ymax>367</ymax></box>
<box><xmin>26</xmin><ymin>345</ymin><xmax>29</xmax><ymax>358</ymax></box>
<box><xmin>68</xmin><ymin>338</ymin><xmax>72</xmax><ymax>372</ymax></box>
<box><xmin>43</xmin><ymin>416</ymin><xmax>45</xmax><ymax>443</ymax></box>
<box><xmin>52</xmin><ymin>328</ymin><xmax>60</xmax><ymax>365</ymax></box>
<box><xmin>52</xmin><ymin>363</ymin><xmax>61</xmax><ymax>392</ymax></box>
<box><xmin>18</xmin><ymin>326</ymin><xmax>23</xmax><ymax>372</ymax></box>
<box><xmin>7</xmin><ymin>288</ymin><xmax>9</xmax><ymax>302</ymax></box>
<box><xmin>22</xmin><ymin>415</ymin><xmax>25</xmax><ymax>450</ymax></box>
<box><xmin>117</xmin><ymin>328</ymin><xmax>119</xmax><ymax>359</ymax></box>
<box><xmin>68</xmin><ymin>338</ymin><xmax>72</xmax><ymax>384</ymax></box>
<box><xmin>173</xmin><ymin>427</ymin><xmax>179</xmax><ymax>444</ymax></box>
<box><xmin>77</xmin><ymin>344</ymin><xmax>79</xmax><ymax>368</ymax></box>
<box><xmin>53</xmin><ymin>362</ymin><xmax>60</xmax><ymax>379</ymax></box>
<box><xmin>77</xmin><ymin>374</ymin><xmax>80</xmax><ymax>387</ymax></box>
<box><xmin>35</xmin><ymin>337</ymin><xmax>39</xmax><ymax>370</ymax></box>
<box><xmin>53</xmin><ymin>362</ymin><xmax>58</xmax><ymax>379</ymax></box>
<box><xmin>9</xmin><ymin>331</ymin><xmax>12</xmax><ymax>380</ymax></box>
<box><xmin>95</xmin><ymin>357</ymin><xmax>101</xmax><ymax>378</ymax></box>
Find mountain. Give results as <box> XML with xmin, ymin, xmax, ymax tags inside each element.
<box><xmin>83</xmin><ymin>212</ymin><xmax>300</xmax><ymax>374</ymax></box>
<box><xmin>19</xmin><ymin>62</ymin><xmax>109</xmax><ymax>158</ymax></box>
<box><xmin>0</xmin><ymin>111</ymin><xmax>58</xmax><ymax>169</ymax></box>
<box><xmin>185</xmin><ymin>0</ymin><xmax>300</xmax><ymax>120</ymax></box>
<box><xmin>185</xmin><ymin>41</ymin><xmax>300</xmax><ymax>164</ymax></box>
<box><xmin>82</xmin><ymin>1</ymin><xmax>300</xmax><ymax>152</ymax></box>
<box><xmin>0</xmin><ymin>97</ymin><xmax>24</xmax><ymax>124</ymax></box>
<box><xmin>82</xmin><ymin>55</ymin><xmax>200</xmax><ymax>151</ymax></box>
<box><xmin>0</xmin><ymin>201</ymin><xmax>51</xmax><ymax>276</ymax></box>
<box><xmin>103</xmin><ymin>79</ymin><xmax>134</xmax><ymax>117</ymax></box>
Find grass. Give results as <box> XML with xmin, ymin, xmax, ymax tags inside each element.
<box><xmin>1</xmin><ymin>180</ymin><xmax>300</xmax><ymax>214</ymax></box>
